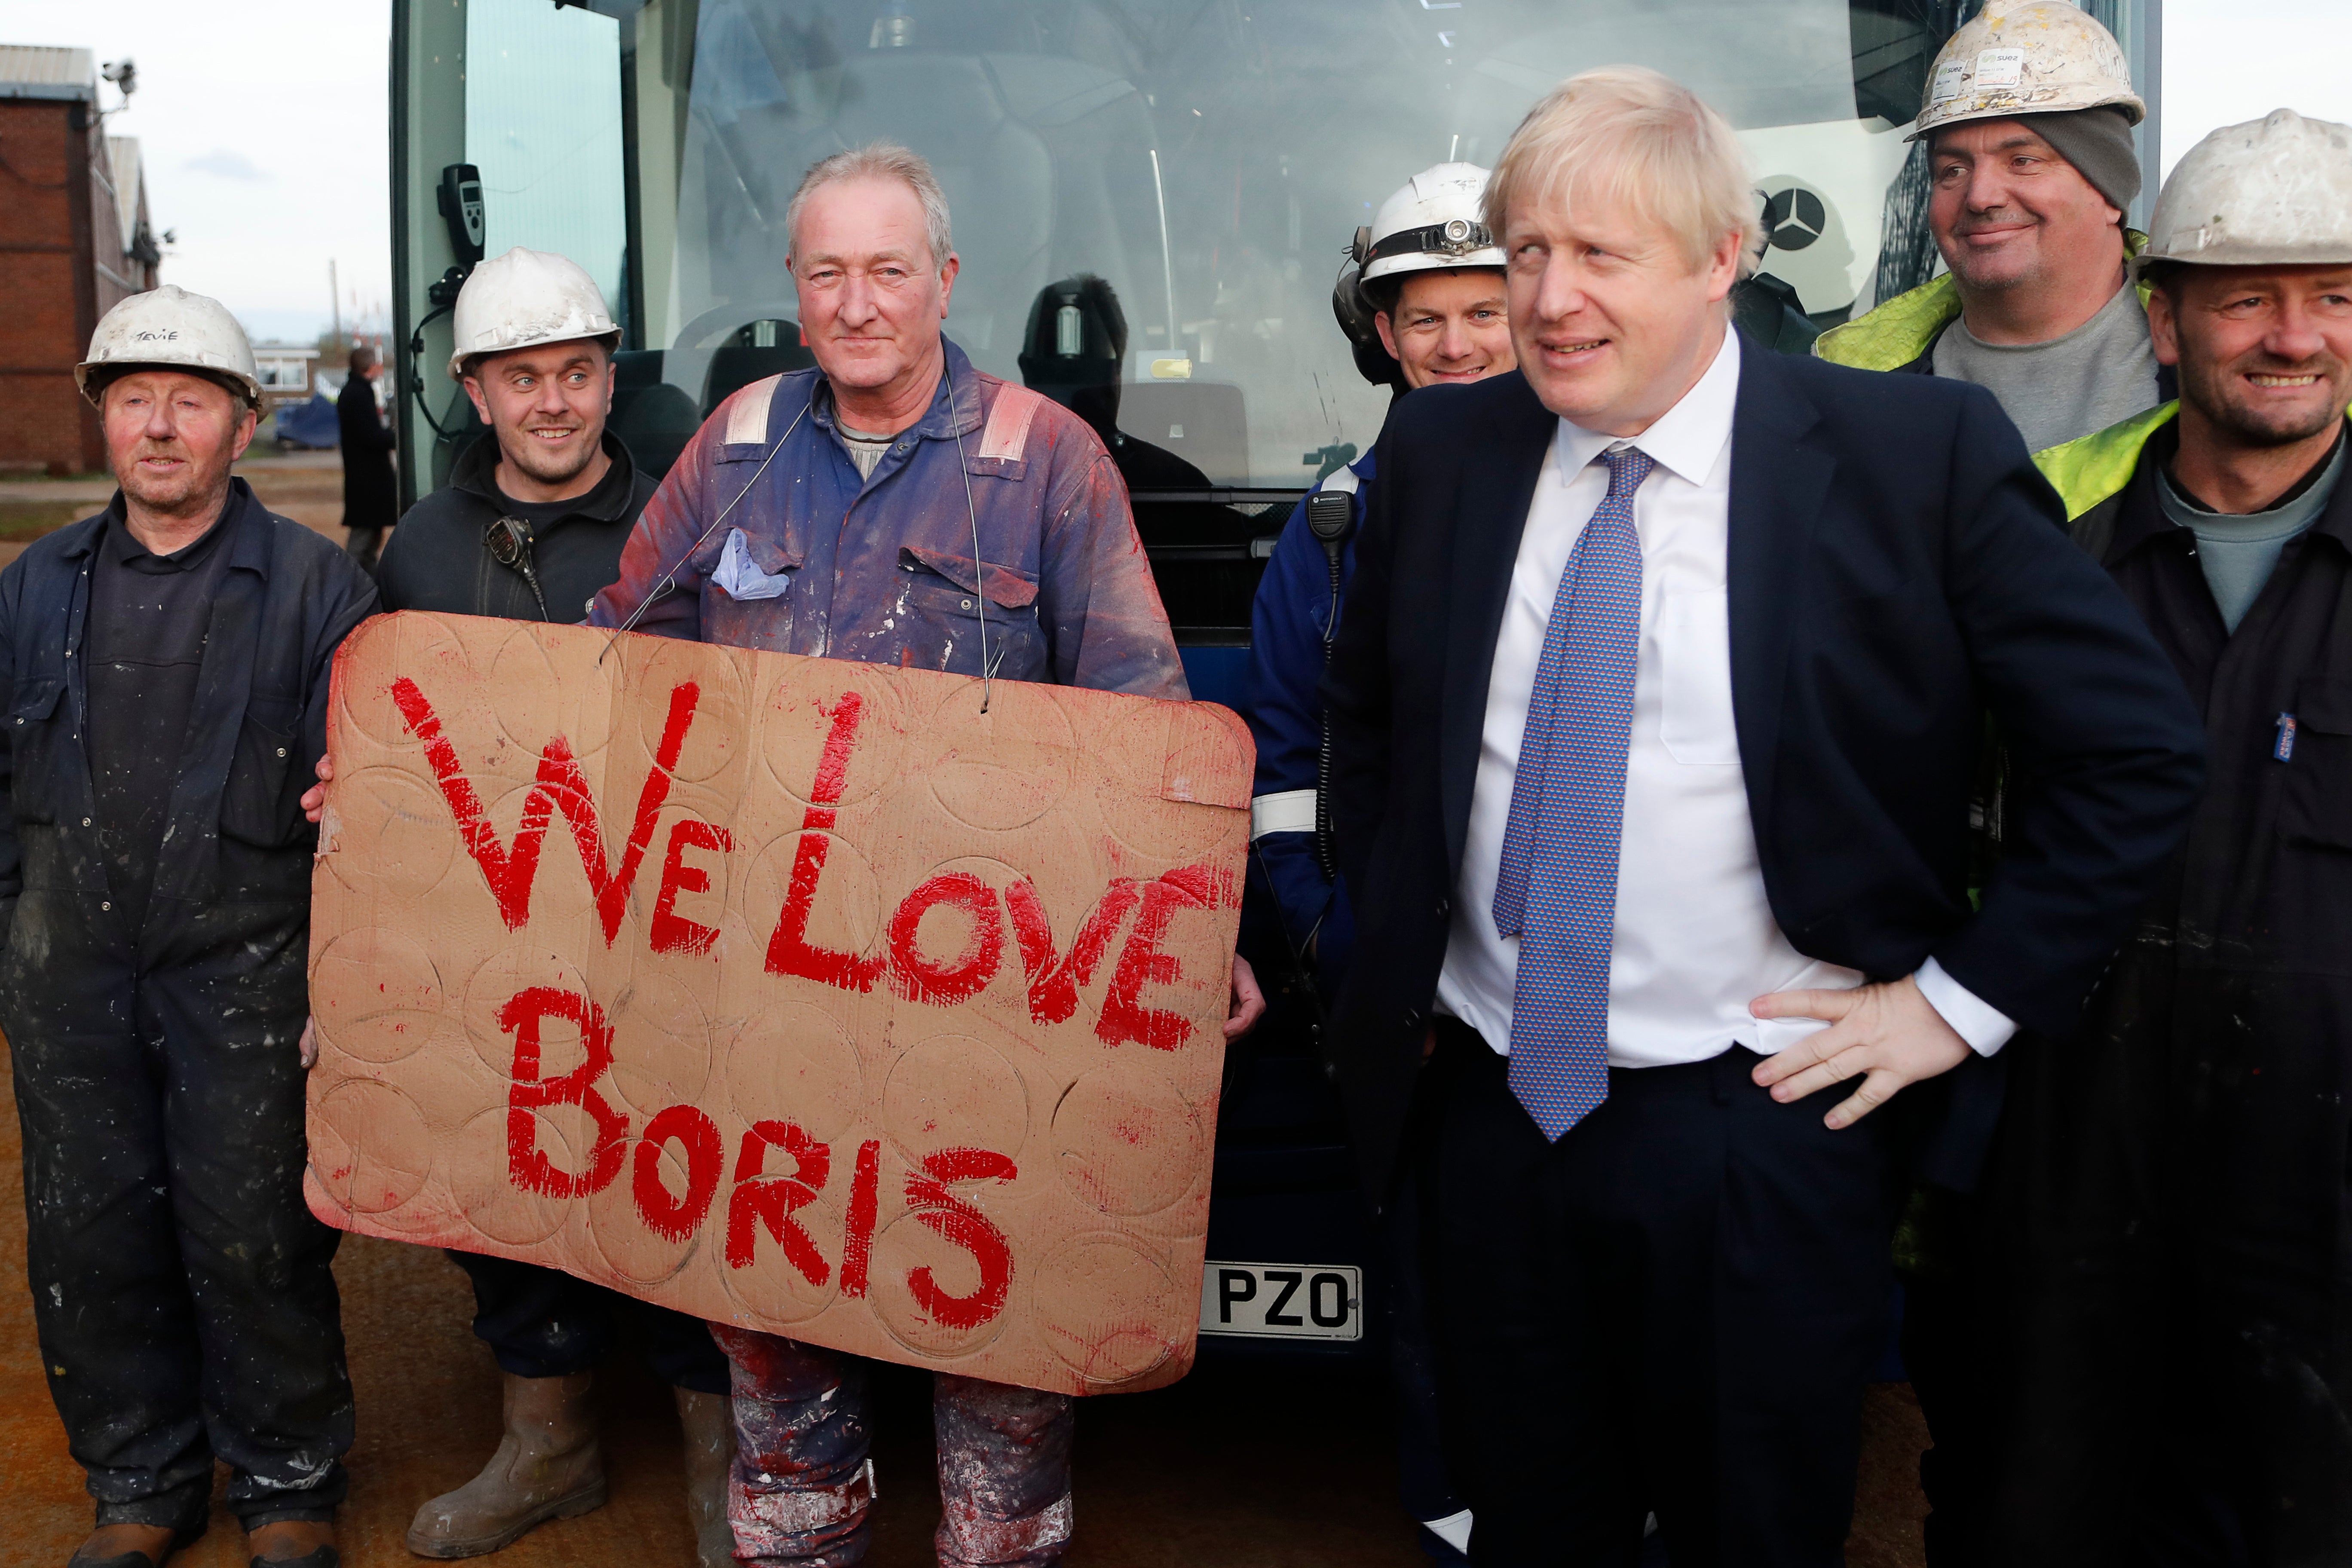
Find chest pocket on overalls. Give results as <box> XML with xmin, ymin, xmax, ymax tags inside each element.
<box><xmin>219</xmin><ymin>692</ymin><xmax>304</xmax><ymax>849</ymax></box>
<box><xmin>2280</xmin><ymin>677</ymin><xmax>2352</xmax><ymax>848</ymax></box>
<box><xmin>6</xmin><ymin>677</ymin><xmax>68</xmax><ymax>825</ymax></box>
<box><xmin>893</xmin><ymin>545</ymin><xmax>1041</xmax><ymax>676</ymax></box>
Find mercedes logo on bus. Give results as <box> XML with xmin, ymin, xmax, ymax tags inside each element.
<box><xmin>1763</xmin><ymin>187</ymin><xmax>1827</xmax><ymax>252</ymax></box>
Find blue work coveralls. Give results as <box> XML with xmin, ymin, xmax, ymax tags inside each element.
<box><xmin>589</xmin><ymin>338</ymin><xmax>1186</xmax><ymax>1568</ymax></box>
<box><xmin>0</xmin><ymin>481</ymin><xmax>376</xmax><ymax>1532</ymax></box>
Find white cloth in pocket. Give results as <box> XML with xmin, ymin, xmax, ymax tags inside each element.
<box><xmin>714</xmin><ymin>527</ymin><xmax>791</xmax><ymax>600</ymax></box>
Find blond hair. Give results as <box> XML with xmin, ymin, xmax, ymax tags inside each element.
<box><xmin>1485</xmin><ymin>67</ymin><xmax>1763</xmax><ymax>278</ymax></box>
<box><xmin>786</xmin><ymin>142</ymin><xmax>953</xmax><ymax>268</ymax></box>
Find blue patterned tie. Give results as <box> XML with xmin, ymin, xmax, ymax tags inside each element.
<box><xmin>1492</xmin><ymin>443</ymin><xmax>1655</xmax><ymax>1140</ymax></box>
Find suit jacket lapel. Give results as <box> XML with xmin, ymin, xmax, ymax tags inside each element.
<box><xmin>1725</xmin><ymin>335</ymin><xmax>1829</xmax><ymax>843</ymax></box>
<box><xmin>1442</xmin><ymin>371</ymin><xmax>1555</xmax><ymax>876</ymax></box>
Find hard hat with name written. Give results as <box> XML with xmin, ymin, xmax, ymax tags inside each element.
<box><xmin>2140</xmin><ymin>109</ymin><xmax>2352</xmax><ymax>273</ymax></box>
<box><xmin>1357</xmin><ymin>162</ymin><xmax>1505</xmax><ymax>285</ymax></box>
<box><xmin>1910</xmin><ymin>0</ymin><xmax>2143</xmax><ymax>144</ymax></box>
<box><xmin>75</xmin><ymin>284</ymin><xmax>261</xmax><ymax>405</ymax></box>
<box><xmin>448</xmin><ymin>246</ymin><xmax>621</xmax><ymax>380</ymax></box>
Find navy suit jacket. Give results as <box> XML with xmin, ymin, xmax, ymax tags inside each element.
<box><xmin>1321</xmin><ymin>333</ymin><xmax>2205</xmax><ymax>1200</ymax></box>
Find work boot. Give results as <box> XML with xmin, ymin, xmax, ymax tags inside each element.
<box><xmin>245</xmin><ymin>1518</ymin><xmax>339</xmax><ymax>1567</ymax></box>
<box><xmin>406</xmin><ymin>1370</ymin><xmax>607</xmax><ymax>1559</ymax></box>
<box><xmin>67</xmin><ymin>1523</ymin><xmax>196</xmax><ymax>1568</ymax></box>
<box><xmin>676</xmin><ymin>1387</ymin><xmax>740</xmax><ymax>1568</ymax></box>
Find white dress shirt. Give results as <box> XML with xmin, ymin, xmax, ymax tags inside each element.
<box><xmin>1433</xmin><ymin>329</ymin><xmax>2015</xmax><ymax>1067</ymax></box>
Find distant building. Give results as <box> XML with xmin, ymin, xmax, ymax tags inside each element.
<box><xmin>252</xmin><ymin>343</ymin><xmax>321</xmax><ymax>403</ymax></box>
<box><xmin>0</xmin><ymin>46</ymin><xmax>160</xmax><ymax>475</ymax></box>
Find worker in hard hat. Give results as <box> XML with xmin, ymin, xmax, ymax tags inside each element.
<box><xmin>1241</xmin><ymin>161</ymin><xmax>1510</xmax><ymax>1567</ymax></box>
<box><xmin>1959</xmin><ymin>108</ymin><xmax>2352</xmax><ymax>1566</ymax></box>
<box><xmin>1816</xmin><ymin>0</ymin><xmax>2168</xmax><ymax>454</ymax></box>
<box><xmin>0</xmin><ymin>286</ymin><xmax>376</xmax><ymax>1568</ymax></box>
<box><xmin>367</xmin><ymin>248</ymin><xmax>738</xmax><ymax>1568</ymax></box>
<box><xmin>569</xmin><ymin>141</ymin><xmax>1262</xmax><ymax>1568</ymax></box>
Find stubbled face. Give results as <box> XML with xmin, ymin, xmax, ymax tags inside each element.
<box><xmin>463</xmin><ymin>340</ymin><xmax>614</xmax><ymax>488</ymax></box>
<box><xmin>101</xmin><ymin>369</ymin><xmax>255</xmax><ymax>515</ymax></box>
<box><xmin>1376</xmin><ymin>268</ymin><xmax>1514</xmax><ymax>388</ymax></box>
<box><xmin>1503</xmin><ymin>190</ymin><xmax>1739</xmax><ymax>434</ymax></box>
<box><xmin>790</xmin><ymin>177</ymin><xmax>959</xmax><ymax>396</ymax></box>
<box><xmin>2153</xmin><ymin>263</ymin><xmax>2352</xmax><ymax>447</ymax></box>
<box><xmin>1930</xmin><ymin>119</ymin><xmax>2121</xmax><ymax>297</ymax></box>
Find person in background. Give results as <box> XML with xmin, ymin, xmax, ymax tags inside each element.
<box><xmin>1321</xmin><ymin>66</ymin><xmax>2203</xmax><ymax>1562</ymax></box>
<box><xmin>4</xmin><ymin>286</ymin><xmax>375</xmax><ymax>1568</ymax></box>
<box><xmin>1243</xmin><ymin>160</ymin><xmax>1513</xmax><ymax>1565</ymax></box>
<box><xmin>337</xmin><ymin>343</ymin><xmax>397</xmax><ymax>571</ymax></box>
<box><xmin>1017</xmin><ymin>273</ymin><xmax>1208</xmax><ymax>493</ymax></box>
<box><xmin>1984</xmin><ymin>108</ymin><xmax>2352</xmax><ymax>1567</ymax></box>
<box><xmin>1816</xmin><ymin>0</ymin><xmax>2166</xmax><ymax>453</ymax></box>
<box><xmin>368</xmin><ymin>247</ymin><xmax>737</xmax><ymax>1568</ymax></box>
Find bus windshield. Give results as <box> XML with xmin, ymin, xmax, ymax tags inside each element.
<box><xmin>576</xmin><ymin>0</ymin><xmax>1976</xmax><ymax>487</ymax></box>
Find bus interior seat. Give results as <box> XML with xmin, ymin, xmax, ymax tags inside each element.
<box><xmin>608</xmin><ymin>349</ymin><xmax>704</xmax><ymax>483</ymax></box>
<box><xmin>703</xmin><ymin>343</ymin><xmax>819</xmax><ymax>418</ymax></box>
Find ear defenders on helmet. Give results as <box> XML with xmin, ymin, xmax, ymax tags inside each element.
<box><xmin>1331</xmin><ymin>227</ymin><xmax>1405</xmax><ymax>392</ymax></box>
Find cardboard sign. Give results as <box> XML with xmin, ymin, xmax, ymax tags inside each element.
<box><xmin>303</xmin><ymin>612</ymin><xmax>1250</xmax><ymax>1396</ymax></box>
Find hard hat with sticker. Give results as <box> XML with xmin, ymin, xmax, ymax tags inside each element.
<box><xmin>1909</xmin><ymin>0</ymin><xmax>2143</xmax><ymax>144</ymax></box>
<box><xmin>76</xmin><ymin>284</ymin><xmax>263</xmax><ymax>405</ymax></box>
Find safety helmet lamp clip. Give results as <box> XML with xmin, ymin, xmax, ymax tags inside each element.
<box><xmin>76</xmin><ymin>285</ymin><xmax>262</xmax><ymax>406</ymax></box>
<box><xmin>449</xmin><ymin>246</ymin><xmax>622</xmax><ymax>380</ymax></box>
<box><xmin>1910</xmin><ymin>0</ymin><xmax>2144</xmax><ymax>144</ymax></box>
<box><xmin>2139</xmin><ymin>108</ymin><xmax>2352</xmax><ymax>275</ymax></box>
<box><xmin>1357</xmin><ymin>162</ymin><xmax>1506</xmax><ymax>283</ymax></box>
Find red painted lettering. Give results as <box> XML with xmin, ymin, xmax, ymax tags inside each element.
<box><xmin>885</xmin><ymin>873</ymin><xmax>1004</xmax><ymax>1006</ymax></box>
<box><xmin>1096</xmin><ymin>866</ymin><xmax>1231</xmax><ymax>1050</ymax></box>
<box><xmin>501</xmin><ymin>985</ymin><xmax>629</xmax><ymax>1197</ymax></box>
<box><xmin>390</xmin><ymin>676</ymin><xmax>701</xmax><ymax>942</ymax></box>
<box><xmin>765</xmin><ymin>693</ymin><xmax>887</xmax><ymax>991</ymax></box>
<box><xmin>723</xmin><ymin>1120</ymin><xmax>833</xmax><ymax>1283</ymax></box>
<box><xmin>903</xmin><ymin>1147</ymin><xmax>1017</xmax><ymax>1331</ymax></box>
<box><xmin>1003</xmin><ymin>877</ymin><xmax>1141</xmax><ymax>1025</ymax></box>
<box><xmin>633</xmin><ymin>1104</ymin><xmax>723</xmax><ymax>1242</ymax></box>
<box><xmin>649</xmin><ymin>818</ymin><xmax>732</xmax><ymax>956</ymax></box>
<box><xmin>839</xmin><ymin>1137</ymin><xmax>882</xmax><ymax>1298</ymax></box>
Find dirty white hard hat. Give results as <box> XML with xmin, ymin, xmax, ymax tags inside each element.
<box><xmin>76</xmin><ymin>283</ymin><xmax>261</xmax><ymax>406</ymax></box>
<box><xmin>1358</xmin><ymin>162</ymin><xmax>1504</xmax><ymax>285</ymax></box>
<box><xmin>448</xmin><ymin>246</ymin><xmax>621</xmax><ymax>380</ymax></box>
<box><xmin>2140</xmin><ymin>109</ymin><xmax>2352</xmax><ymax>274</ymax></box>
<box><xmin>1910</xmin><ymin>0</ymin><xmax>2144</xmax><ymax>144</ymax></box>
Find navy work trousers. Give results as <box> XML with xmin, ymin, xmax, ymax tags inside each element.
<box><xmin>11</xmin><ymin>964</ymin><xmax>352</xmax><ymax>1531</ymax></box>
<box><xmin>448</xmin><ymin>1250</ymin><xmax>730</xmax><ymax>1394</ymax></box>
<box><xmin>1421</xmin><ymin>1022</ymin><xmax>1902</xmax><ymax>1568</ymax></box>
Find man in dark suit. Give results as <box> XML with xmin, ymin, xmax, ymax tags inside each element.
<box><xmin>337</xmin><ymin>344</ymin><xmax>397</xmax><ymax>570</ymax></box>
<box><xmin>1322</xmin><ymin>66</ymin><xmax>2205</xmax><ymax>1566</ymax></box>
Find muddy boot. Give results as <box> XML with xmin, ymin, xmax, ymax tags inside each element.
<box><xmin>405</xmin><ymin>1371</ymin><xmax>607</xmax><ymax>1559</ymax></box>
<box><xmin>675</xmin><ymin>1387</ymin><xmax>739</xmax><ymax>1568</ymax></box>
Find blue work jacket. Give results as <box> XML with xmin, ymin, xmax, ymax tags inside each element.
<box><xmin>1242</xmin><ymin>450</ymin><xmax>1372</xmax><ymax>986</ymax></box>
<box><xmin>590</xmin><ymin>339</ymin><xmax>1185</xmax><ymax>701</ymax></box>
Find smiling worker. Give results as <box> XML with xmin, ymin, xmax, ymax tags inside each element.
<box><xmin>1</xmin><ymin>287</ymin><xmax>375</xmax><ymax>1568</ymax></box>
<box><xmin>1981</xmin><ymin>109</ymin><xmax>2352</xmax><ymax>1567</ymax></box>
<box><xmin>583</xmin><ymin>142</ymin><xmax>1263</xmax><ymax>1568</ymax></box>
<box><xmin>368</xmin><ymin>247</ymin><xmax>740</xmax><ymax>1568</ymax></box>
<box><xmin>1816</xmin><ymin>0</ymin><xmax>2165</xmax><ymax>454</ymax></box>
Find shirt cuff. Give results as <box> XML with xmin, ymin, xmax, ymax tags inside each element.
<box><xmin>1913</xmin><ymin>957</ymin><xmax>2018</xmax><ymax>1057</ymax></box>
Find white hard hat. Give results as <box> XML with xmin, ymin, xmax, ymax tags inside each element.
<box><xmin>1358</xmin><ymin>162</ymin><xmax>1504</xmax><ymax>285</ymax></box>
<box><xmin>2141</xmin><ymin>109</ymin><xmax>2352</xmax><ymax>273</ymax></box>
<box><xmin>76</xmin><ymin>284</ymin><xmax>261</xmax><ymax>405</ymax></box>
<box><xmin>448</xmin><ymin>246</ymin><xmax>621</xmax><ymax>380</ymax></box>
<box><xmin>1910</xmin><ymin>0</ymin><xmax>2143</xmax><ymax>144</ymax></box>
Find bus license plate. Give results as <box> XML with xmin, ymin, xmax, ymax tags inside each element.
<box><xmin>1198</xmin><ymin>1260</ymin><xmax>1362</xmax><ymax>1341</ymax></box>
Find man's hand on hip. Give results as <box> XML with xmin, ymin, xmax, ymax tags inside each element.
<box><xmin>1747</xmin><ymin>975</ymin><xmax>1972</xmax><ymax>1130</ymax></box>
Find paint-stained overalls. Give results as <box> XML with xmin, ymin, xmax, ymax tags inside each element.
<box><xmin>590</xmin><ymin>339</ymin><xmax>1185</xmax><ymax>1567</ymax></box>
<box><xmin>0</xmin><ymin>480</ymin><xmax>376</xmax><ymax>1534</ymax></box>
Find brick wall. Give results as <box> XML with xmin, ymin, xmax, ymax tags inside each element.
<box><xmin>0</xmin><ymin>98</ymin><xmax>106</xmax><ymax>475</ymax></box>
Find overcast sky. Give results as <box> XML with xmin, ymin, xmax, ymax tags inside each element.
<box><xmin>0</xmin><ymin>0</ymin><xmax>2338</xmax><ymax>346</ymax></box>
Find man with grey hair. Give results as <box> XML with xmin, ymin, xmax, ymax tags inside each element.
<box><xmin>590</xmin><ymin>141</ymin><xmax>1263</xmax><ymax>1568</ymax></box>
<box><xmin>1322</xmin><ymin>66</ymin><xmax>2200</xmax><ymax>1561</ymax></box>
